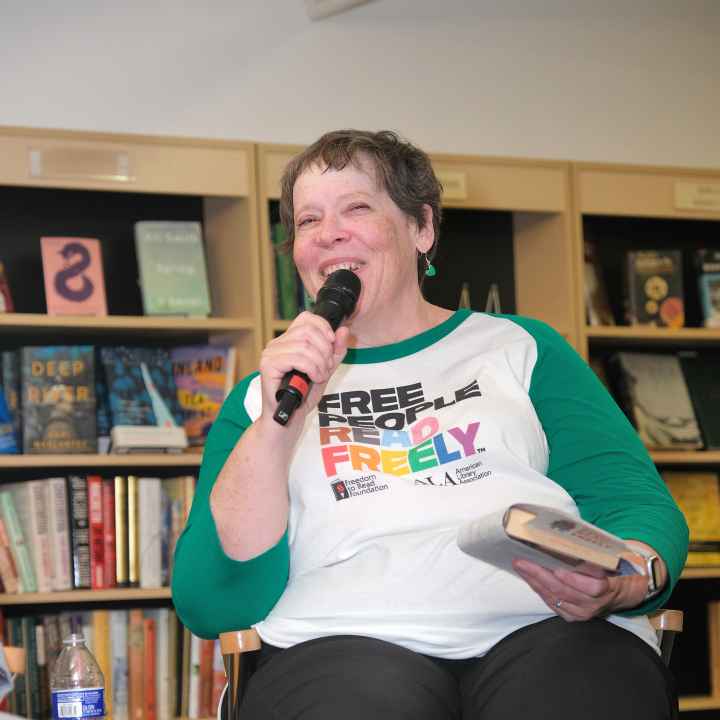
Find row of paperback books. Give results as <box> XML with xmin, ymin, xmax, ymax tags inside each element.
<box><xmin>593</xmin><ymin>350</ymin><xmax>720</xmax><ymax>451</ymax></box>
<box><xmin>585</xmin><ymin>245</ymin><xmax>720</xmax><ymax>328</ymax></box>
<box><xmin>0</xmin><ymin>474</ymin><xmax>195</xmax><ymax>595</ymax></box>
<box><xmin>663</xmin><ymin>471</ymin><xmax>720</xmax><ymax>567</ymax></box>
<box><xmin>0</xmin><ymin>343</ymin><xmax>235</xmax><ymax>454</ymax></box>
<box><xmin>0</xmin><ymin>222</ymin><xmax>213</xmax><ymax>318</ymax></box>
<box><xmin>0</xmin><ymin>607</ymin><xmax>223</xmax><ymax>720</ymax></box>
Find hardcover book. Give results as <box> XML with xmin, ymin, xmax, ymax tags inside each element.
<box><xmin>67</xmin><ymin>475</ymin><xmax>91</xmax><ymax>589</ymax></box>
<box><xmin>679</xmin><ymin>351</ymin><xmax>720</xmax><ymax>450</ymax></box>
<box><xmin>662</xmin><ymin>471</ymin><xmax>720</xmax><ymax>566</ymax></box>
<box><xmin>170</xmin><ymin>344</ymin><xmax>236</xmax><ymax>447</ymax></box>
<box><xmin>0</xmin><ymin>391</ymin><xmax>18</xmax><ymax>454</ymax></box>
<box><xmin>0</xmin><ymin>490</ymin><xmax>37</xmax><ymax>593</ymax></box>
<box><xmin>21</xmin><ymin>345</ymin><xmax>97</xmax><ymax>454</ymax></box>
<box><xmin>99</xmin><ymin>346</ymin><xmax>184</xmax><ymax>429</ymax></box>
<box><xmin>584</xmin><ymin>241</ymin><xmax>615</xmax><ymax>326</ymax></box>
<box><xmin>87</xmin><ymin>475</ymin><xmax>106</xmax><ymax>589</ymax></box>
<box><xmin>134</xmin><ymin>221</ymin><xmax>211</xmax><ymax>317</ymax></box>
<box><xmin>2</xmin><ymin>350</ymin><xmax>22</xmax><ymax>452</ymax></box>
<box><xmin>40</xmin><ymin>236</ymin><xmax>108</xmax><ymax>316</ymax></box>
<box><xmin>114</xmin><ymin>475</ymin><xmax>129</xmax><ymax>587</ymax></box>
<box><xmin>457</xmin><ymin>503</ymin><xmax>644</xmax><ymax>577</ymax></box>
<box><xmin>611</xmin><ymin>351</ymin><xmax>703</xmax><ymax>450</ymax></box>
<box><xmin>0</xmin><ymin>261</ymin><xmax>14</xmax><ymax>312</ymax></box>
<box><xmin>624</xmin><ymin>249</ymin><xmax>684</xmax><ymax>327</ymax></box>
<box><xmin>696</xmin><ymin>248</ymin><xmax>720</xmax><ymax>328</ymax></box>
<box><xmin>46</xmin><ymin>476</ymin><xmax>72</xmax><ymax>591</ymax></box>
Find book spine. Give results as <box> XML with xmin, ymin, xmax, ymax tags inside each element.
<box><xmin>35</xmin><ymin>619</ymin><xmax>50</xmax><ymax>720</ymax></box>
<box><xmin>109</xmin><ymin>609</ymin><xmax>129</xmax><ymax>720</ymax></box>
<box><xmin>102</xmin><ymin>478</ymin><xmax>116</xmax><ymax>587</ymax></box>
<box><xmin>114</xmin><ymin>476</ymin><xmax>129</xmax><ymax>587</ymax></box>
<box><xmin>138</xmin><ymin>477</ymin><xmax>162</xmax><ymax>588</ymax></box>
<box><xmin>153</xmin><ymin>609</ymin><xmax>171</xmax><ymax>720</ymax></box>
<box><xmin>92</xmin><ymin>610</ymin><xmax>111</xmax><ymax>719</ymax></box>
<box><xmin>210</xmin><ymin>640</ymin><xmax>225</xmax><ymax>716</ymax></box>
<box><xmin>0</xmin><ymin>491</ymin><xmax>37</xmax><ymax>592</ymax></box>
<box><xmin>127</xmin><ymin>609</ymin><xmax>144</xmax><ymax>720</ymax></box>
<box><xmin>1</xmin><ymin>350</ymin><xmax>22</xmax><ymax>451</ymax></box>
<box><xmin>87</xmin><ymin>475</ymin><xmax>105</xmax><ymax>588</ymax></box>
<box><xmin>0</xmin><ymin>514</ymin><xmax>20</xmax><ymax>593</ymax></box>
<box><xmin>127</xmin><ymin>476</ymin><xmax>139</xmax><ymax>587</ymax></box>
<box><xmin>143</xmin><ymin>617</ymin><xmax>157</xmax><ymax>720</ymax></box>
<box><xmin>67</xmin><ymin>475</ymin><xmax>91</xmax><ymax>589</ymax></box>
<box><xmin>29</xmin><ymin>479</ymin><xmax>54</xmax><ymax>593</ymax></box>
<box><xmin>187</xmin><ymin>633</ymin><xmax>201</xmax><ymax>720</ymax></box>
<box><xmin>197</xmin><ymin>638</ymin><xmax>214</xmax><ymax>719</ymax></box>
<box><xmin>46</xmin><ymin>477</ymin><xmax>73</xmax><ymax>591</ymax></box>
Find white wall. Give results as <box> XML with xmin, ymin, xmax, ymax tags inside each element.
<box><xmin>1</xmin><ymin>0</ymin><xmax>718</xmax><ymax>167</ymax></box>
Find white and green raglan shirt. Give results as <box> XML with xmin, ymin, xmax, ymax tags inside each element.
<box><xmin>172</xmin><ymin>310</ymin><xmax>688</xmax><ymax>658</ymax></box>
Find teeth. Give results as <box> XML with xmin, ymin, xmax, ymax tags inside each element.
<box><xmin>322</xmin><ymin>262</ymin><xmax>361</xmax><ymax>277</ymax></box>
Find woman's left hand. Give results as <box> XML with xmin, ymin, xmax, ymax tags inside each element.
<box><xmin>512</xmin><ymin>558</ymin><xmax>651</xmax><ymax>621</ymax></box>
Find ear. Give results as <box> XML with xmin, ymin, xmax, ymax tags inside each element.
<box><xmin>413</xmin><ymin>204</ymin><xmax>435</xmax><ymax>255</ymax></box>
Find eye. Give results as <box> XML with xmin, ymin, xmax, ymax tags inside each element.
<box><xmin>348</xmin><ymin>203</ymin><xmax>370</xmax><ymax>212</ymax></box>
<box><xmin>296</xmin><ymin>216</ymin><xmax>317</xmax><ymax>228</ymax></box>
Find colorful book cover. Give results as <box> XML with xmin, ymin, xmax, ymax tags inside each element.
<box><xmin>624</xmin><ymin>249</ymin><xmax>684</xmax><ymax>327</ymax></box>
<box><xmin>40</xmin><ymin>236</ymin><xmax>108</xmax><ymax>316</ymax></box>
<box><xmin>102</xmin><ymin>478</ymin><xmax>116</xmax><ymax>588</ymax></box>
<box><xmin>134</xmin><ymin>221</ymin><xmax>211</xmax><ymax>317</ymax></box>
<box><xmin>100</xmin><ymin>346</ymin><xmax>184</xmax><ymax>428</ymax></box>
<box><xmin>21</xmin><ymin>345</ymin><xmax>97</xmax><ymax>454</ymax></box>
<box><xmin>66</xmin><ymin>475</ymin><xmax>91</xmax><ymax>589</ymax></box>
<box><xmin>696</xmin><ymin>249</ymin><xmax>720</xmax><ymax>328</ymax></box>
<box><xmin>0</xmin><ymin>390</ymin><xmax>18</xmax><ymax>454</ymax></box>
<box><xmin>87</xmin><ymin>475</ymin><xmax>106</xmax><ymax>589</ymax></box>
<box><xmin>0</xmin><ymin>261</ymin><xmax>14</xmax><ymax>312</ymax></box>
<box><xmin>0</xmin><ymin>490</ymin><xmax>37</xmax><ymax>593</ymax></box>
<box><xmin>95</xmin><ymin>348</ymin><xmax>112</xmax><ymax>453</ymax></box>
<box><xmin>170</xmin><ymin>344</ymin><xmax>236</xmax><ymax>446</ymax></box>
<box><xmin>46</xmin><ymin>477</ymin><xmax>72</xmax><ymax>591</ymax></box>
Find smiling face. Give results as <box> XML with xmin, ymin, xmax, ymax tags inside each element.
<box><xmin>292</xmin><ymin>157</ymin><xmax>434</xmax><ymax>345</ymax></box>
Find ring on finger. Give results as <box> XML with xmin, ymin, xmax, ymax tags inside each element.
<box><xmin>554</xmin><ymin>599</ymin><xmax>563</xmax><ymax>609</ymax></box>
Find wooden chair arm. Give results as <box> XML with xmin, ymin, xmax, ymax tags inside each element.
<box><xmin>648</xmin><ymin>609</ymin><xmax>683</xmax><ymax>666</ymax></box>
<box><xmin>2</xmin><ymin>645</ymin><xmax>26</xmax><ymax>674</ymax></box>
<box><xmin>219</xmin><ymin>629</ymin><xmax>262</xmax><ymax>720</ymax></box>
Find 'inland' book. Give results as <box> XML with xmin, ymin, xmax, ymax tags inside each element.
<box><xmin>40</xmin><ymin>236</ymin><xmax>108</xmax><ymax>316</ymax></box>
<box><xmin>21</xmin><ymin>346</ymin><xmax>97</xmax><ymax>454</ymax></box>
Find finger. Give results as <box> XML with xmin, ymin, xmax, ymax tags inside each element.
<box><xmin>553</xmin><ymin>568</ymin><xmax>611</xmax><ymax>599</ymax></box>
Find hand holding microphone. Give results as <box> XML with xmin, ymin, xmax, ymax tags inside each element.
<box><xmin>273</xmin><ymin>269</ymin><xmax>361</xmax><ymax>425</ymax></box>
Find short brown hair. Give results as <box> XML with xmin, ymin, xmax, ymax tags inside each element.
<box><xmin>279</xmin><ymin>129</ymin><xmax>442</xmax><ymax>283</ymax></box>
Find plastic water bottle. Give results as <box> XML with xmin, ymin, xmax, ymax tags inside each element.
<box><xmin>50</xmin><ymin>634</ymin><xmax>105</xmax><ymax>720</ymax></box>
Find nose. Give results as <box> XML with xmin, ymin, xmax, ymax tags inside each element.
<box><xmin>315</xmin><ymin>213</ymin><xmax>348</xmax><ymax>247</ymax></box>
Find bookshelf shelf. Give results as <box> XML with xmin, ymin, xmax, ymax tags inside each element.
<box><xmin>0</xmin><ymin>453</ymin><xmax>202</xmax><ymax>468</ymax></box>
<box><xmin>678</xmin><ymin>695</ymin><xmax>720</xmax><ymax>712</ymax></box>
<box><xmin>649</xmin><ymin>451</ymin><xmax>720</xmax><ymax>465</ymax></box>
<box><xmin>0</xmin><ymin>587</ymin><xmax>172</xmax><ymax>605</ymax></box>
<box><xmin>681</xmin><ymin>567</ymin><xmax>720</xmax><ymax>580</ymax></box>
<box><xmin>586</xmin><ymin>325</ymin><xmax>720</xmax><ymax>346</ymax></box>
<box><xmin>0</xmin><ymin>313</ymin><xmax>255</xmax><ymax>336</ymax></box>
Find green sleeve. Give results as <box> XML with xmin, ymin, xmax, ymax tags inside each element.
<box><xmin>171</xmin><ymin>372</ymin><xmax>290</xmax><ymax>638</ymax></box>
<box><xmin>505</xmin><ymin>315</ymin><xmax>688</xmax><ymax>614</ymax></box>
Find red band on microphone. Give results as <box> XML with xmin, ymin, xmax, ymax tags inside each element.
<box><xmin>289</xmin><ymin>374</ymin><xmax>310</xmax><ymax>398</ymax></box>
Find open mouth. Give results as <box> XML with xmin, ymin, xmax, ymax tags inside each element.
<box><xmin>320</xmin><ymin>261</ymin><xmax>363</xmax><ymax>277</ymax></box>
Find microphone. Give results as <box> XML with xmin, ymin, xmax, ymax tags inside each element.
<box><xmin>273</xmin><ymin>268</ymin><xmax>361</xmax><ymax>426</ymax></box>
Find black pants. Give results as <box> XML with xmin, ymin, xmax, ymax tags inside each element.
<box><xmin>240</xmin><ymin>617</ymin><xmax>678</xmax><ymax>719</ymax></box>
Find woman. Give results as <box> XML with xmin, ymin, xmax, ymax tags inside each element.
<box><xmin>172</xmin><ymin>130</ymin><xmax>687</xmax><ymax>719</ymax></box>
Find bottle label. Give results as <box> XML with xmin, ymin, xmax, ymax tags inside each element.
<box><xmin>51</xmin><ymin>687</ymin><xmax>105</xmax><ymax>719</ymax></box>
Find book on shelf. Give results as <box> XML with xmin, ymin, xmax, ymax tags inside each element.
<box><xmin>170</xmin><ymin>343</ymin><xmax>237</xmax><ymax>448</ymax></box>
<box><xmin>109</xmin><ymin>609</ymin><xmax>129</xmax><ymax>720</ymax></box>
<box><xmin>114</xmin><ymin>475</ymin><xmax>129</xmax><ymax>587</ymax></box>
<box><xmin>0</xmin><ymin>490</ymin><xmax>37</xmax><ymax>593</ymax></box>
<box><xmin>584</xmin><ymin>241</ymin><xmax>615</xmax><ymax>326</ymax></box>
<box><xmin>457</xmin><ymin>502</ymin><xmax>645</xmax><ymax>577</ymax></box>
<box><xmin>624</xmin><ymin>249</ymin><xmax>684</xmax><ymax>328</ymax></box>
<box><xmin>127</xmin><ymin>609</ymin><xmax>144</xmax><ymax>720</ymax></box>
<box><xmin>46</xmin><ymin>476</ymin><xmax>72</xmax><ymax>591</ymax></box>
<box><xmin>679</xmin><ymin>351</ymin><xmax>720</xmax><ymax>450</ymax></box>
<box><xmin>143</xmin><ymin>615</ymin><xmax>157</xmax><ymax>720</ymax></box>
<box><xmin>134</xmin><ymin>221</ymin><xmax>211</xmax><ymax>317</ymax></box>
<box><xmin>99</xmin><ymin>346</ymin><xmax>187</xmax><ymax>453</ymax></box>
<box><xmin>0</xmin><ymin>514</ymin><xmax>19</xmax><ymax>594</ymax></box>
<box><xmin>2</xmin><ymin>350</ymin><xmax>22</xmax><ymax>452</ymax></box>
<box><xmin>138</xmin><ymin>477</ymin><xmax>162</xmax><ymax>589</ymax></box>
<box><xmin>0</xmin><ymin>260</ymin><xmax>14</xmax><ymax>313</ymax></box>
<box><xmin>102</xmin><ymin>477</ymin><xmax>117</xmax><ymax>588</ymax></box>
<box><xmin>87</xmin><ymin>474</ymin><xmax>106</xmax><ymax>589</ymax></box>
<box><xmin>92</xmin><ymin>610</ymin><xmax>111</xmax><ymax>718</ymax></box>
<box><xmin>662</xmin><ymin>471</ymin><xmax>720</xmax><ymax>566</ymax></box>
<box><xmin>21</xmin><ymin>345</ymin><xmax>97</xmax><ymax>454</ymax></box>
<box><xmin>0</xmin><ymin>390</ymin><xmax>18</xmax><ymax>454</ymax></box>
<box><xmin>67</xmin><ymin>475</ymin><xmax>91</xmax><ymax>590</ymax></box>
<box><xmin>40</xmin><ymin>236</ymin><xmax>108</xmax><ymax>316</ymax></box>
<box><xmin>6</xmin><ymin>481</ymin><xmax>53</xmax><ymax>594</ymax></box>
<box><xmin>610</xmin><ymin>351</ymin><xmax>703</xmax><ymax>450</ymax></box>
<box><xmin>696</xmin><ymin>248</ymin><xmax>720</xmax><ymax>328</ymax></box>
<box><xmin>271</xmin><ymin>221</ymin><xmax>298</xmax><ymax>320</ymax></box>
<box><xmin>127</xmin><ymin>475</ymin><xmax>139</xmax><ymax>587</ymax></box>
<box><xmin>95</xmin><ymin>351</ymin><xmax>112</xmax><ymax>454</ymax></box>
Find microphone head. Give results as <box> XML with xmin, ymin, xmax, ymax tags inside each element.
<box><xmin>316</xmin><ymin>268</ymin><xmax>361</xmax><ymax>317</ymax></box>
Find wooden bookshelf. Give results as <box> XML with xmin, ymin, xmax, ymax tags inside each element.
<box><xmin>0</xmin><ymin>453</ymin><xmax>202</xmax><ymax>468</ymax></box>
<box><xmin>649</xmin><ymin>451</ymin><xmax>720</xmax><ymax>465</ymax></box>
<box><xmin>0</xmin><ymin>587</ymin><xmax>172</xmax><ymax>605</ymax></box>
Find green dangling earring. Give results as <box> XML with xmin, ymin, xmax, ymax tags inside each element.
<box><xmin>424</xmin><ymin>253</ymin><xmax>437</xmax><ymax>278</ymax></box>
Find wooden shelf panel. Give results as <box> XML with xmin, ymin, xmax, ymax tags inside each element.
<box><xmin>0</xmin><ymin>313</ymin><xmax>254</xmax><ymax>336</ymax></box>
<box><xmin>585</xmin><ymin>325</ymin><xmax>720</xmax><ymax>346</ymax></box>
<box><xmin>679</xmin><ymin>695</ymin><xmax>720</xmax><ymax>711</ymax></box>
<box><xmin>649</xmin><ymin>451</ymin><xmax>720</xmax><ymax>465</ymax></box>
<box><xmin>0</xmin><ymin>587</ymin><xmax>172</xmax><ymax>605</ymax></box>
<box><xmin>0</xmin><ymin>453</ymin><xmax>201</xmax><ymax>468</ymax></box>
